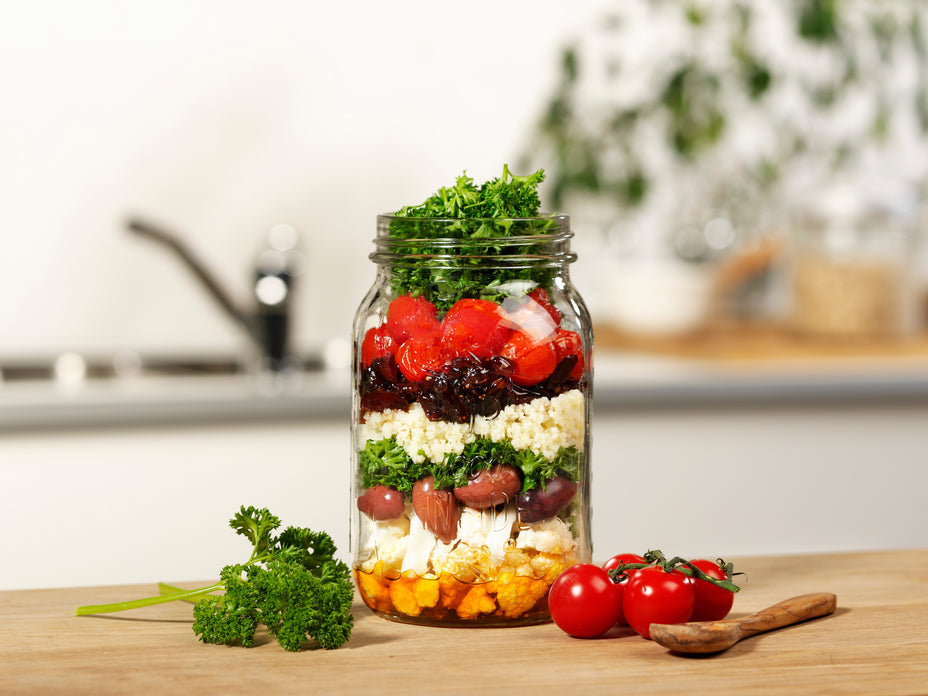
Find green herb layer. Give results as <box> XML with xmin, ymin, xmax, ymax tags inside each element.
<box><xmin>358</xmin><ymin>436</ymin><xmax>580</xmax><ymax>494</ymax></box>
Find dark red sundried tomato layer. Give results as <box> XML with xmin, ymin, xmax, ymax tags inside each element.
<box><xmin>359</xmin><ymin>354</ymin><xmax>582</xmax><ymax>424</ymax></box>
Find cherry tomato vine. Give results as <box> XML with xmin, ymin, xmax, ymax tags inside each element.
<box><xmin>605</xmin><ymin>549</ymin><xmax>742</xmax><ymax>593</ymax></box>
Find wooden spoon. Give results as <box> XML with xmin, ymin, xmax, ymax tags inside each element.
<box><xmin>649</xmin><ymin>592</ymin><xmax>837</xmax><ymax>654</ymax></box>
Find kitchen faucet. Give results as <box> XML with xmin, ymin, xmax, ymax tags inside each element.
<box><xmin>127</xmin><ymin>217</ymin><xmax>303</xmax><ymax>372</ymax></box>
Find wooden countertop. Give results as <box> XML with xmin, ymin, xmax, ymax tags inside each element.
<box><xmin>596</xmin><ymin>321</ymin><xmax>928</xmax><ymax>365</ymax></box>
<box><xmin>3</xmin><ymin>549</ymin><xmax>926</xmax><ymax>695</ymax></box>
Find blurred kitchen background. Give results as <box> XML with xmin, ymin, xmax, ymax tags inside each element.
<box><xmin>3</xmin><ymin>0</ymin><xmax>927</xmax><ymax>591</ymax></box>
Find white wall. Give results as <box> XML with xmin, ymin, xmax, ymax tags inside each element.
<box><xmin>0</xmin><ymin>1</ymin><xmax>610</xmax><ymax>359</ymax></box>
<box><xmin>4</xmin><ymin>419</ymin><xmax>350</xmax><ymax>591</ymax></box>
<box><xmin>596</xmin><ymin>405</ymin><xmax>928</xmax><ymax>557</ymax></box>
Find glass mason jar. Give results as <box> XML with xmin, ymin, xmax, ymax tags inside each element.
<box><xmin>790</xmin><ymin>199</ymin><xmax>920</xmax><ymax>340</ymax></box>
<box><xmin>350</xmin><ymin>214</ymin><xmax>592</xmax><ymax>627</ymax></box>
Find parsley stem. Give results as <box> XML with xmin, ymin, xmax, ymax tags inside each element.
<box><xmin>75</xmin><ymin>582</ymin><xmax>223</xmax><ymax>616</ymax></box>
<box><xmin>158</xmin><ymin>582</ymin><xmax>223</xmax><ymax>604</ymax></box>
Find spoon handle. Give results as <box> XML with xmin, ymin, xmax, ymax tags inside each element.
<box><xmin>649</xmin><ymin>592</ymin><xmax>837</xmax><ymax>653</ymax></box>
<box><xmin>736</xmin><ymin>592</ymin><xmax>837</xmax><ymax>637</ymax></box>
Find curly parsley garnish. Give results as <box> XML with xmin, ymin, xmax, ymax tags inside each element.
<box><xmin>385</xmin><ymin>165</ymin><xmax>561</xmax><ymax>312</ymax></box>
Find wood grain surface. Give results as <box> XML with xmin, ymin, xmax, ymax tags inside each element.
<box><xmin>595</xmin><ymin>321</ymin><xmax>928</xmax><ymax>365</ymax></box>
<box><xmin>2</xmin><ymin>549</ymin><xmax>926</xmax><ymax>695</ymax></box>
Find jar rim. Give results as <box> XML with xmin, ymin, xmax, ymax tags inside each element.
<box><xmin>372</xmin><ymin>234</ymin><xmax>573</xmax><ymax>248</ymax></box>
<box><xmin>374</xmin><ymin>213</ymin><xmax>572</xmax><ymax>246</ymax></box>
<box><xmin>377</xmin><ymin>213</ymin><xmax>569</xmax><ymax>223</ymax></box>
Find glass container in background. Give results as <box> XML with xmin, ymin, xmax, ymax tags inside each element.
<box><xmin>350</xmin><ymin>214</ymin><xmax>592</xmax><ymax>627</ymax></box>
<box><xmin>789</xmin><ymin>187</ymin><xmax>921</xmax><ymax>340</ymax></box>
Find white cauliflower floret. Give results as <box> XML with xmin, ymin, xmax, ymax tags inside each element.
<box><xmin>516</xmin><ymin>517</ymin><xmax>578</xmax><ymax>556</ymax></box>
<box><xmin>427</xmin><ymin>538</ymin><xmax>456</xmax><ymax>576</ymax></box>
<box><xmin>402</xmin><ymin>512</ymin><xmax>439</xmax><ymax>575</ymax></box>
<box><xmin>357</xmin><ymin>515</ymin><xmax>410</xmax><ymax>574</ymax></box>
<box><xmin>456</xmin><ymin>505</ymin><xmax>518</xmax><ymax>565</ymax></box>
<box><xmin>456</xmin><ymin>507</ymin><xmax>491</xmax><ymax>548</ymax></box>
<box><xmin>430</xmin><ymin>541</ymin><xmax>497</xmax><ymax>582</ymax></box>
<box><xmin>427</xmin><ymin>506</ymin><xmax>519</xmax><ymax>579</ymax></box>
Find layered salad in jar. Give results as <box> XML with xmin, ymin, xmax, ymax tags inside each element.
<box><xmin>352</xmin><ymin>168</ymin><xmax>590</xmax><ymax>626</ymax></box>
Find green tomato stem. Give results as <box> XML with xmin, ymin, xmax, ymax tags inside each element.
<box><xmin>674</xmin><ymin>564</ymin><xmax>741</xmax><ymax>593</ymax></box>
<box><xmin>608</xmin><ymin>550</ymin><xmax>742</xmax><ymax>593</ymax></box>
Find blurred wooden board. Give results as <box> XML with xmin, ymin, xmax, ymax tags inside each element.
<box><xmin>596</xmin><ymin>321</ymin><xmax>928</xmax><ymax>366</ymax></box>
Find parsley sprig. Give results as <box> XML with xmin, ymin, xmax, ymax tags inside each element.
<box><xmin>384</xmin><ymin>165</ymin><xmax>562</xmax><ymax>312</ymax></box>
<box><xmin>75</xmin><ymin>506</ymin><xmax>354</xmax><ymax>651</ymax></box>
<box><xmin>358</xmin><ymin>438</ymin><xmax>428</xmax><ymax>495</ymax></box>
<box><xmin>395</xmin><ymin>165</ymin><xmax>544</xmax><ymax>219</ymax></box>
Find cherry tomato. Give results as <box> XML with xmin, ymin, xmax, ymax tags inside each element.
<box><xmin>500</xmin><ymin>330</ymin><xmax>558</xmax><ymax>385</ymax></box>
<box><xmin>528</xmin><ymin>287</ymin><xmax>561</xmax><ymax>326</ymax></box>
<box><xmin>548</xmin><ymin>564</ymin><xmax>623</xmax><ymax>638</ymax></box>
<box><xmin>622</xmin><ymin>566</ymin><xmax>695</xmax><ymax>639</ymax></box>
<box><xmin>602</xmin><ymin>552</ymin><xmax>647</xmax><ymax>577</ymax></box>
<box><xmin>685</xmin><ymin>559</ymin><xmax>735</xmax><ymax>622</ymax></box>
<box><xmin>439</xmin><ymin>298</ymin><xmax>511</xmax><ymax>360</ymax></box>
<box><xmin>396</xmin><ymin>335</ymin><xmax>444</xmax><ymax>382</ymax></box>
<box><xmin>361</xmin><ymin>325</ymin><xmax>398</xmax><ymax>365</ymax></box>
<box><xmin>501</xmin><ymin>290</ymin><xmax>559</xmax><ymax>337</ymax></box>
<box><xmin>552</xmin><ymin>329</ymin><xmax>585</xmax><ymax>380</ymax></box>
<box><xmin>601</xmin><ymin>553</ymin><xmax>646</xmax><ymax>626</ymax></box>
<box><xmin>385</xmin><ymin>294</ymin><xmax>440</xmax><ymax>343</ymax></box>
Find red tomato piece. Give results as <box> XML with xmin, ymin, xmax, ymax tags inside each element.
<box><xmin>552</xmin><ymin>329</ymin><xmax>585</xmax><ymax>380</ymax></box>
<box><xmin>502</xmin><ymin>290</ymin><xmax>559</xmax><ymax>338</ymax></box>
<box><xmin>548</xmin><ymin>564</ymin><xmax>623</xmax><ymax>638</ymax></box>
<box><xmin>396</xmin><ymin>335</ymin><xmax>444</xmax><ymax>382</ymax></box>
<box><xmin>685</xmin><ymin>559</ymin><xmax>735</xmax><ymax>622</ymax></box>
<box><xmin>361</xmin><ymin>325</ymin><xmax>398</xmax><ymax>366</ymax></box>
<box><xmin>622</xmin><ymin>566</ymin><xmax>695</xmax><ymax>639</ymax></box>
<box><xmin>602</xmin><ymin>552</ymin><xmax>647</xmax><ymax>577</ymax></box>
<box><xmin>500</xmin><ymin>330</ymin><xmax>558</xmax><ymax>386</ymax></box>
<box><xmin>602</xmin><ymin>553</ymin><xmax>647</xmax><ymax>626</ymax></box>
<box><xmin>385</xmin><ymin>294</ymin><xmax>440</xmax><ymax>344</ymax></box>
<box><xmin>528</xmin><ymin>286</ymin><xmax>561</xmax><ymax>326</ymax></box>
<box><xmin>439</xmin><ymin>298</ymin><xmax>511</xmax><ymax>360</ymax></box>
